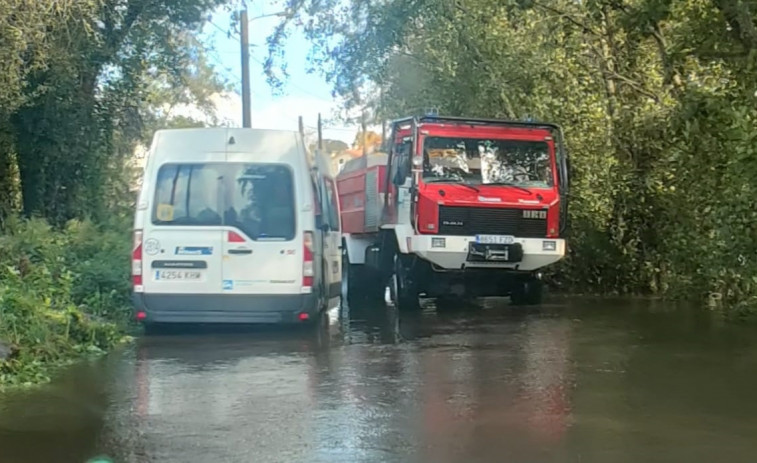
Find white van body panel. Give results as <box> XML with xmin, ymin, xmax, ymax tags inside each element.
<box><xmin>312</xmin><ymin>147</ymin><xmax>342</xmax><ymax>309</ymax></box>
<box><xmin>133</xmin><ymin>127</ymin><xmax>338</xmax><ymax>324</ymax></box>
<box><xmin>222</xmin><ymin>129</ymin><xmax>311</xmax><ymax>296</ymax></box>
<box><xmin>136</xmin><ymin>129</ymin><xmax>228</xmax><ymax>297</ymax></box>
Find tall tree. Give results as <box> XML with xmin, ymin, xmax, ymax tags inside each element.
<box><xmin>352</xmin><ymin>130</ymin><xmax>382</xmax><ymax>152</ymax></box>
<box><xmin>266</xmin><ymin>0</ymin><xmax>757</xmax><ymax>312</ymax></box>
<box><xmin>1</xmin><ymin>0</ymin><xmax>230</xmax><ymax>223</ymax></box>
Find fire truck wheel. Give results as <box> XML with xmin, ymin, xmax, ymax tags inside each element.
<box><xmin>435</xmin><ymin>296</ymin><xmax>478</xmax><ymax>311</ymax></box>
<box><xmin>342</xmin><ymin>248</ymin><xmax>384</xmax><ymax>307</ymax></box>
<box><xmin>510</xmin><ymin>276</ymin><xmax>544</xmax><ymax>306</ymax></box>
<box><xmin>391</xmin><ymin>255</ymin><xmax>421</xmax><ymax>312</ymax></box>
<box><xmin>341</xmin><ymin>248</ymin><xmax>361</xmax><ymax>306</ymax></box>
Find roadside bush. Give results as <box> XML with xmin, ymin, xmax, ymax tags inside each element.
<box><xmin>0</xmin><ymin>217</ymin><xmax>131</xmax><ymax>386</ymax></box>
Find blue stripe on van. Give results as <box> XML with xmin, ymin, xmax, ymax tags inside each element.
<box><xmin>175</xmin><ymin>246</ymin><xmax>213</xmax><ymax>255</ymax></box>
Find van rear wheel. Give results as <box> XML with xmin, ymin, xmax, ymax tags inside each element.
<box><xmin>143</xmin><ymin>322</ymin><xmax>165</xmax><ymax>336</ymax></box>
<box><xmin>341</xmin><ymin>248</ymin><xmax>361</xmax><ymax>306</ymax></box>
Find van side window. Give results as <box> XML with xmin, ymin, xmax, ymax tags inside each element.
<box><xmin>152</xmin><ymin>164</ymin><xmax>223</xmax><ymax>225</ymax></box>
<box><xmin>323</xmin><ymin>179</ymin><xmax>340</xmax><ymax>231</ymax></box>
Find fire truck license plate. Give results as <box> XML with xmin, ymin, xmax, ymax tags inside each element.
<box><xmin>475</xmin><ymin>235</ymin><xmax>515</xmax><ymax>245</ymax></box>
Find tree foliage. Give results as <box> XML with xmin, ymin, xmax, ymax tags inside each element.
<box><xmin>268</xmin><ymin>0</ymin><xmax>757</xmax><ymax>314</ymax></box>
<box><xmin>310</xmin><ymin>139</ymin><xmax>350</xmax><ymax>153</ymax></box>
<box><xmin>353</xmin><ymin>130</ymin><xmax>382</xmax><ymax>151</ymax></box>
<box><xmin>0</xmin><ymin>0</ymin><xmax>228</xmax><ymax>224</ymax></box>
<box><xmin>0</xmin><ymin>0</ymin><xmax>231</xmax><ymax>385</ymax></box>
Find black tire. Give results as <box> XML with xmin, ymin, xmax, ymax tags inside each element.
<box><xmin>342</xmin><ymin>247</ymin><xmax>384</xmax><ymax>307</ymax></box>
<box><xmin>318</xmin><ymin>258</ymin><xmax>329</xmax><ymax>312</ymax></box>
<box><xmin>510</xmin><ymin>277</ymin><xmax>544</xmax><ymax>306</ymax></box>
<box><xmin>390</xmin><ymin>254</ymin><xmax>421</xmax><ymax>312</ymax></box>
<box><xmin>142</xmin><ymin>322</ymin><xmax>165</xmax><ymax>336</ymax></box>
<box><xmin>341</xmin><ymin>246</ymin><xmax>358</xmax><ymax>306</ymax></box>
<box><xmin>435</xmin><ymin>295</ymin><xmax>478</xmax><ymax>311</ymax></box>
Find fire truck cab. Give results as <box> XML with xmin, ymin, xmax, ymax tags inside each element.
<box><xmin>337</xmin><ymin>115</ymin><xmax>569</xmax><ymax>310</ymax></box>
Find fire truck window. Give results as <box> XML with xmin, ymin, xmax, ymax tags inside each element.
<box><xmin>422</xmin><ymin>137</ymin><xmax>553</xmax><ymax>188</ymax></box>
<box><xmin>392</xmin><ymin>140</ymin><xmax>412</xmax><ymax>185</ymax></box>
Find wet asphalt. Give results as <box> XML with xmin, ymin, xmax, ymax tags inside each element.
<box><xmin>2</xmin><ymin>297</ymin><xmax>757</xmax><ymax>463</ymax></box>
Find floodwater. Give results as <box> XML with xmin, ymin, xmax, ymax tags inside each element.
<box><xmin>1</xmin><ymin>297</ymin><xmax>757</xmax><ymax>463</ymax></box>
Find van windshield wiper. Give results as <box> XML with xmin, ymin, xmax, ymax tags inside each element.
<box><xmin>484</xmin><ymin>182</ymin><xmax>533</xmax><ymax>195</ymax></box>
<box><xmin>423</xmin><ymin>177</ymin><xmax>480</xmax><ymax>192</ymax></box>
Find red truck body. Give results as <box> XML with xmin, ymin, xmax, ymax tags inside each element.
<box><xmin>337</xmin><ymin>115</ymin><xmax>569</xmax><ymax>309</ymax></box>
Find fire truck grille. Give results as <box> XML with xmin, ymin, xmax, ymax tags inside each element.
<box><xmin>437</xmin><ymin>206</ymin><xmax>548</xmax><ymax>238</ymax></box>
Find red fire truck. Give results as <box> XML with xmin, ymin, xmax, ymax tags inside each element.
<box><xmin>336</xmin><ymin>115</ymin><xmax>569</xmax><ymax>310</ymax></box>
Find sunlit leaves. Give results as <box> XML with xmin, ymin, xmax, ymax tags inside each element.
<box><xmin>0</xmin><ymin>0</ymin><xmax>230</xmax><ymax>222</ymax></box>
<box><xmin>268</xmin><ymin>0</ymin><xmax>757</xmax><ymax>314</ymax></box>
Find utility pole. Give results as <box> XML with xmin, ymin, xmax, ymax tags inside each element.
<box><xmin>381</xmin><ymin>120</ymin><xmax>386</xmax><ymax>148</ymax></box>
<box><xmin>240</xmin><ymin>9</ymin><xmax>251</xmax><ymax>128</ymax></box>
<box><xmin>298</xmin><ymin>115</ymin><xmax>304</xmax><ymax>139</ymax></box>
<box><xmin>317</xmin><ymin>113</ymin><xmax>323</xmax><ymax>151</ymax></box>
<box><xmin>361</xmin><ymin>110</ymin><xmax>367</xmax><ymax>157</ymax></box>
<box><xmin>379</xmin><ymin>87</ymin><xmax>386</xmax><ymax>149</ymax></box>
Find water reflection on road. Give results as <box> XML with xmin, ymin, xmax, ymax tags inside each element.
<box><xmin>2</xmin><ymin>297</ymin><xmax>757</xmax><ymax>462</ymax></box>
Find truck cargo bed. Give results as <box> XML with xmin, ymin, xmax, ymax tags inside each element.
<box><xmin>337</xmin><ymin>153</ymin><xmax>388</xmax><ymax>234</ymax></box>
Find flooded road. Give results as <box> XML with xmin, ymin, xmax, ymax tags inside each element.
<box><xmin>2</xmin><ymin>297</ymin><xmax>757</xmax><ymax>462</ymax></box>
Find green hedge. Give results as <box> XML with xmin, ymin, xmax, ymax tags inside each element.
<box><xmin>0</xmin><ymin>217</ymin><xmax>132</xmax><ymax>386</ymax></box>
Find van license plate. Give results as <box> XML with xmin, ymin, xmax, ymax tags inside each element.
<box><xmin>475</xmin><ymin>235</ymin><xmax>515</xmax><ymax>245</ymax></box>
<box><xmin>154</xmin><ymin>270</ymin><xmax>203</xmax><ymax>281</ymax></box>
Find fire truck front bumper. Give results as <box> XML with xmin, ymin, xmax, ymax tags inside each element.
<box><xmin>406</xmin><ymin>235</ymin><xmax>566</xmax><ymax>272</ymax></box>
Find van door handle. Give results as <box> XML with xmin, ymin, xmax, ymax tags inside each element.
<box><xmin>228</xmin><ymin>249</ymin><xmax>253</xmax><ymax>255</ymax></box>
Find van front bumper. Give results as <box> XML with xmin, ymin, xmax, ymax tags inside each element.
<box><xmin>132</xmin><ymin>293</ymin><xmax>320</xmax><ymax>324</ymax></box>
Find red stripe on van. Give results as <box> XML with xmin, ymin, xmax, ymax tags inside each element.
<box><xmin>228</xmin><ymin>231</ymin><xmax>246</xmax><ymax>243</ymax></box>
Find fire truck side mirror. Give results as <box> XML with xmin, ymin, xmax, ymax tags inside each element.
<box><xmin>393</xmin><ymin>167</ymin><xmax>405</xmax><ymax>186</ymax></box>
<box><xmin>393</xmin><ymin>157</ymin><xmax>411</xmax><ymax>185</ymax></box>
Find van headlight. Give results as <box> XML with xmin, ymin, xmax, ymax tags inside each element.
<box><xmin>542</xmin><ymin>240</ymin><xmax>557</xmax><ymax>251</ymax></box>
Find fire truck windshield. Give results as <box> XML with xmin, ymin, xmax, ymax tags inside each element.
<box><xmin>422</xmin><ymin>137</ymin><xmax>553</xmax><ymax>188</ymax></box>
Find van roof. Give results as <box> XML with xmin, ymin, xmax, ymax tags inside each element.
<box><xmin>152</xmin><ymin>127</ymin><xmax>300</xmax><ymax>137</ymax></box>
<box><xmin>149</xmin><ymin>127</ymin><xmax>306</xmax><ymax>165</ymax></box>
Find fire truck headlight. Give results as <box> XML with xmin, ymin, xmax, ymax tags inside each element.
<box><xmin>542</xmin><ymin>240</ymin><xmax>557</xmax><ymax>251</ymax></box>
<box><xmin>431</xmin><ymin>238</ymin><xmax>446</xmax><ymax>248</ymax></box>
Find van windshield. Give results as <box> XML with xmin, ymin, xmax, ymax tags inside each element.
<box><xmin>152</xmin><ymin>163</ymin><xmax>296</xmax><ymax>241</ymax></box>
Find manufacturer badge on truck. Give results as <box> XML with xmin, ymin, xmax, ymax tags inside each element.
<box><xmin>522</xmin><ymin>210</ymin><xmax>547</xmax><ymax>219</ymax></box>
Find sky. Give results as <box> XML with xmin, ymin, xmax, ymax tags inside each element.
<box><xmin>188</xmin><ymin>0</ymin><xmax>360</xmax><ymax>145</ymax></box>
